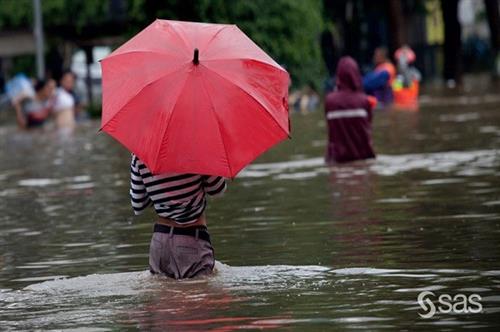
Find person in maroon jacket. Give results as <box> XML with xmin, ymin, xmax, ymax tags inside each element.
<box><xmin>324</xmin><ymin>56</ymin><xmax>377</xmax><ymax>163</ymax></box>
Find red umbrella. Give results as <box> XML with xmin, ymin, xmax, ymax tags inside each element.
<box><xmin>101</xmin><ymin>19</ymin><xmax>290</xmax><ymax>177</ymax></box>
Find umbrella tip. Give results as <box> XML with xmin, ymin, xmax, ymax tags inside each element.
<box><xmin>193</xmin><ymin>48</ymin><xmax>199</xmax><ymax>65</ymax></box>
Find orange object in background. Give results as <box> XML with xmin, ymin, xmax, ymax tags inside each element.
<box><xmin>376</xmin><ymin>62</ymin><xmax>397</xmax><ymax>85</ymax></box>
<box><xmin>367</xmin><ymin>95</ymin><xmax>378</xmax><ymax>110</ymax></box>
<box><xmin>393</xmin><ymin>80</ymin><xmax>419</xmax><ymax>111</ymax></box>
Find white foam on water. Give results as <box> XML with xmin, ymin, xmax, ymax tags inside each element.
<box><xmin>24</xmin><ymin>271</ymin><xmax>153</xmax><ymax>297</ymax></box>
<box><xmin>420</xmin><ymin>178</ymin><xmax>465</xmax><ymax>185</ymax></box>
<box><xmin>377</xmin><ymin>198</ymin><xmax>414</xmax><ymax>203</ymax></box>
<box><xmin>212</xmin><ymin>262</ymin><xmax>331</xmax><ymax>291</ymax></box>
<box><xmin>246</xmin><ymin>157</ymin><xmax>324</xmax><ymax>171</ymax></box>
<box><xmin>13</xmin><ymin>275</ymin><xmax>69</xmax><ymax>283</ymax></box>
<box><xmin>330</xmin><ymin>267</ymin><xmax>500</xmax><ymax>281</ymax></box>
<box><xmin>66</xmin><ymin>175</ymin><xmax>92</xmax><ymax>182</ymax></box>
<box><xmin>19</xmin><ymin>262</ymin><xmax>330</xmax><ymax>297</ymax></box>
<box><xmin>419</xmin><ymin>94</ymin><xmax>500</xmax><ymax>106</ymax></box>
<box><xmin>2</xmin><ymin>265</ymin><xmax>499</xmax><ymax>330</ymax></box>
<box><xmin>332</xmin><ymin>267</ymin><xmax>403</xmax><ymax>276</ymax></box>
<box><xmin>0</xmin><ymin>263</ymin><xmax>333</xmax><ymax>330</ymax></box>
<box><xmin>238</xmin><ymin>149</ymin><xmax>500</xmax><ymax>179</ymax></box>
<box><xmin>394</xmin><ymin>285</ymin><xmax>447</xmax><ymax>292</ymax></box>
<box><xmin>479</xmin><ymin>126</ymin><xmax>500</xmax><ymax>134</ymax></box>
<box><xmin>17</xmin><ymin>176</ymin><xmax>96</xmax><ymax>190</ymax></box>
<box><xmin>370</xmin><ymin>150</ymin><xmax>498</xmax><ymax>176</ymax></box>
<box><xmin>439</xmin><ymin>112</ymin><xmax>480</xmax><ymax>122</ymax></box>
<box><xmin>273</xmin><ymin>171</ymin><xmax>323</xmax><ymax>180</ymax></box>
<box><xmin>66</xmin><ymin>182</ymin><xmax>95</xmax><ymax>190</ymax></box>
<box><xmin>18</xmin><ymin>178</ymin><xmax>62</xmax><ymax>187</ymax></box>
<box><xmin>483</xmin><ymin>200</ymin><xmax>500</xmax><ymax>206</ymax></box>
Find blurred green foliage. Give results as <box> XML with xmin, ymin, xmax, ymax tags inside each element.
<box><xmin>11</xmin><ymin>55</ymin><xmax>35</xmax><ymax>75</ymax></box>
<box><xmin>0</xmin><ymin>0</ymin><xmax>110</xmax><ymax>33</ymax></box>
<box><xmin>0</xmin><ymin>0</ymin><xmax>325</xmax><ymax>88</ymax></box>
<box><xmin>196</xmin><ymin>0</ymin><xmax>326</xmax><ymax>87</ymax></box>
<box><xmin>86</xmin><ymin>102</ymin><xmax>102</xmax><ymax>118</ymax></box>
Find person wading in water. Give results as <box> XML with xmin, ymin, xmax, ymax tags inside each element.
<box><xmin>130</xmin><ymin>154</ymin><xmax>226</xmax><ymax>279</ymax></box>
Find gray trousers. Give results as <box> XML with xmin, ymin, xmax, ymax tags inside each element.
<box><xmin>149</xmin><ymin>229</ymin><xmax>215</xmax><ymax>279</ymax></box>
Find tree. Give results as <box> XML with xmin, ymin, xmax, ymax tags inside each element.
<box><xmin>1</xmin><ymin>0</ymin><xmax>325</xmax><ymax>88</ymax></box>
<box><xmin>196</xmin><ymin>0</ymin><xmax>325</xmax><ymax>88</ymax></box>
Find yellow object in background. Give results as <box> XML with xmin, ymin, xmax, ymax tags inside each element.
<box><xmin>425</xmin><ymin>0</ymin><xmax>445</xmax><ymax>45</ymax></box>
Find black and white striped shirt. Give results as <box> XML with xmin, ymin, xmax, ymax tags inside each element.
<box><xmin>130</xmin><ymin>154</ymin><xmax>226</xmax><ymax>224</ymax></box>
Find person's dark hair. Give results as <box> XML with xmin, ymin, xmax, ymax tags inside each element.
<box><xmin>34</xmin><ymin>79</ymin><xmax>48</xmax><ymax>92</ymax></box>
<box><xmin>60</xmin><ymin>70</ymin><xmax>76</xmax><ymax>81</ymax></box>
<box><xmin>375</xmin><ymin>46</ymin><xmax>389</xmax><ymax>60</ymax></box>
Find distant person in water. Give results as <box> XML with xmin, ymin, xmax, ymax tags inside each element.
<box><xmin>392</xmin><ymin>45</ymin><xmax>421</xmax><ymax>110</ymax></box>
<box><xmin>362</xmin><ymin>47</ymin><xmax>396</xmax><ymax>107</ymax></box>
<box><xmin>53</xmin><ymin>71</ymin><xmax>77</xmax><ymax>134</ymax></box>
<box><xmin>394</xmin><ymin>46</ymin><xmax>421</xmax><ymax>87</ymax></box>
<box><xmin>130</xmin><ymin>154</ymin><xmax>226</xmax><ymax>279</ymax></box>
<box><xmin>13</xmin><ymin>79</ymin><xmax>55</xmax><ymax>130</ymax></box>
<box><xmin>324</xmin><ymin>56</ymin><xmax>376</xmax><ymax>163</ymax></box>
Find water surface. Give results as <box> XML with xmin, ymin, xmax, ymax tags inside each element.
<box><xmin>0</xmin><ymin>95</ymin><xmax>499</xmax><ymax>330</ymax></box>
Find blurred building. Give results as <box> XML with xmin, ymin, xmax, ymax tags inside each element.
<box><xmin>0</xmin><ymin>30</ymin><xmax>36</xmax><ymax>92</ymax></box>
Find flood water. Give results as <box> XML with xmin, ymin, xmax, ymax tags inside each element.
<box><xmin>0</xmin><ymin>93</ymin><xmax>499</xmax><ymax>330</ymax></box>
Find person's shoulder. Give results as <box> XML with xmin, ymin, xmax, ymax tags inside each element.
<box><xmin>352</xmin><ymin>91</ymin><xmax>370</xmax><ymax>100</ymax></box>
<box><xmin>326</xmin><ymin>90</ymin><xmax>356</xmax><ymax>102</ymax></box>
<box><xmin>325</xmin><ymin>90</ymin><xmax>348</xmax><ymax>109</ymax></box>
<box><xmin>54</xmin><ymin>88</ymin><xmax>75</xmax><ymax>110</ymax></box>
<box><xmin>325</xmin><ymin>90</ymin><xmax>342</xmax><ymax>102</ymax></box>
<box><xmin>56</xmin><ymin>87</ymin><xmax>73</xmax><ymax>99</ymax></box>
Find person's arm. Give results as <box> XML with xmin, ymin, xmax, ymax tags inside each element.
<box><xmin>367</xmin><ymin>96</ymin><xmax>377</xmax><ymax>123</ymax></box>
<box><xmin>30</xmin><ymin>105</ymin><xmax>51</xmax><ymax>121</ymax></box>
<box><xmin>12</xmin><ymin>99</ymin><xmax>27</xmax><ymax>129</ymax></box>
<box><xmin>410</xmin><ymin>67</ymin><xmax>422</xmax><ymax>82</ymax></box>
<box><xmin>130</xmin><ymin>155</ymin><xmax>151</xmax><ymax>214</ymax></box>
<box><xmin>202</xmin><ymin>176</ymin><xmax>227</xmax><ymax>197</ymax></box>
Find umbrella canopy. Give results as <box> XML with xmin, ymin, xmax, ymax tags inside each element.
<box><xmin>101</xmin><ymin>19</ymin><xmax>290</xmax><ymax>177</ymax></box>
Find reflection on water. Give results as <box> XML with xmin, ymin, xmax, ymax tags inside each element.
<box><xmin>1</xmin><ymin>96</ymin><xmax>500</xmax><ymax>330</ymax></box>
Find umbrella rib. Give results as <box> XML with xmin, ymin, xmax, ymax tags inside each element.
<box><xmin>203</xmin><ymin>57</ymin><xmax>285</xmax><ymax>72</ymax></box>
<box><xmin>103</xmin><ymin>50</ymin><xmax>185</xmax><ymax>62</ymax></box>
<box><xmin>152</xmin><ymin>72</ymin><xmax>191</xmax><ymax>173</ymax></box>
<box><xmin>202</xmin><ymin>65</ymin><xmax>289</xmax><ymax>136</ymax></box>
<box><xmin>167</xmin><ymin>21</ymin><xmax>193</xmax><ymax>53</ymax></box>
<box><xmin>203</xmin><ymin>25</ymin><xmax>233</xmax><ymax>51</ymax></box>
<box><xmin>199</xmin><ymin>73</ymin><xmax>233</xmax><ymax>177</ymax></box>
<box><xmin>101</xmin><ymin>65</ymin><xmax>189</xmax><ymax>130</ymax></box>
